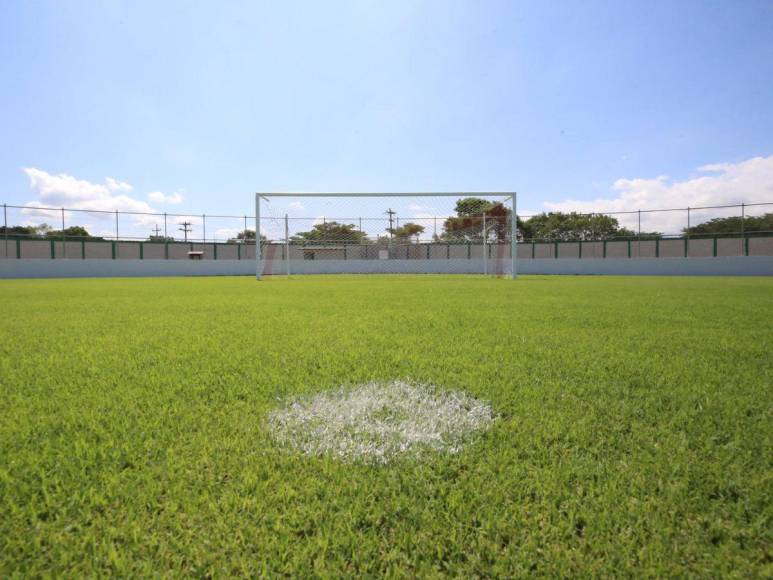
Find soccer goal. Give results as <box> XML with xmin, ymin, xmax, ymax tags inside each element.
<box><xmin>254</xmin><ymin>192</ymin><xmax>517</xmax><ymax>279</ymax></box>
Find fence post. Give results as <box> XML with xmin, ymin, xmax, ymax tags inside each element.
<box><xmin>81</xmin><ymin>239</ymin><xmax>85</xmax><ymax>259</ymax></box>
<box><xmin>285</xmin><ymin>213</ymin><xmax>290</xmax><ymax>275</ymax></box>
<box><xmin>531</xmin><ymin>241</ymin><xmax>535</xmax><ymax>259</ymax></box>
<box><xmin>16</xmin><ymin>238</ymin><xmax>21</xmax><ymax>259</ymax></box>
<box><xmin>255</xmin><ymin>196</ymin><xmax>262</xmax><ymax>280</ymax></box>
<box><xmin>745</xmin><ymin>236</ymin><xmax>750</xmax><ymax>257</ymax></box>
<box><xmin>637</xmin><ymin>209</ymin><xmax>641</xmax><ymax>258</ymax></box>
<box><xmin>482</xmin><ymin>213</ymin><xmax>487</xmax><ymax>275</ymax></box>
<box><xmin>61</xmin><ymin>207</ymin><xmax>66</xmax><ymax>259</ymax></box>
<box><xmin>579</xmin><ymin>240</ymin><xmax>583</xmax><ymax>259</ymax></box>
<box><xmin>3</xmin><ymin>203</ymin><xmax>7</xmax><ymax>260</ymax></box>
<box><xmin>713</xmin><ymin>237</ymin><xmax>717</xmax><ymax>257</ymax></box>
<box><xmin>627</xmin><ymin>239</ymin><xmax>631</xmax><ymax>259</ymax></box>
<box><xmin>140</xmin><ymin>241</ymin><xmax>144</xmax><ymax>260</ymax></box>
<box><xmin>111</xmin><ymin>241</ymin><xmax>116</xmax><ymax>260</ymax></box>
<box><xmin>655</xmin><ymin>238</ymin><xmax>660</xmax><ymax>258</ymax></box>
<box><xmin>554</xmin><ymin>241</ymin><xmax>559</xmax><ymax>258</ymax></box>
<box><xmin>237</xmin><ymin>243</ymin><xmax>241</xmax><ymax>260</ymax></box>
<box><xmin>603</xmin><ymin>239</ymin><xmax>607</xmax><ymax>258</ymax></box>
<box><xmin>50</xmin><ymin>238</ymin><xmax>55</xmax><ymax>259</ymax></box>
<box><xmin>686</xmin><ymin>206</ymin><xmax>690</xmax><ymax>258</ymax></box>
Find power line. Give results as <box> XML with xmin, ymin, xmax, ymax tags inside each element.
<box><xmin>178</xmin><ymin>221</ymin><xmax>192</xmax><ymax>242</ymax></box>
<box><xmin>385</xmin><ymin>208</ymin><xmax>396</xmax><ymax>239</ymax></box>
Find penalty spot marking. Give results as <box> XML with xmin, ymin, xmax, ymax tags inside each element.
<box><xmin>267</xmin><ymin>380</ymin><xmax>494</xmax><ymax>464</ymax></box>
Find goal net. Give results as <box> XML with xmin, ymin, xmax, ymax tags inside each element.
<box><xmin>254</xmin><ymin>192</ymin><xmax>517</xmax><ymax>278</ymax></box>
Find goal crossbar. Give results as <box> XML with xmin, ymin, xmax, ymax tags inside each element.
<box><xmin>257</xmin><ymin>192</ymin><xmax>516</xmax><ymax>197</ymax></box>
<box><xmin>254</xmin><ymin>192</ymin><xmax>517</xmax><ymax>279</ymax></box>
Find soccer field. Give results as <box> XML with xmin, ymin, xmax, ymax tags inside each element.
<box><xmin>1</xmin><ymin>275</ymin><xmax>771</xmax><ymax>576</ymax></box>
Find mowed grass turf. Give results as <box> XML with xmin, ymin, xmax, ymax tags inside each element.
<box><xmin>0</xmin><ymin>275</ymin><xmax>771</xmax><ymax>576</ymax></box>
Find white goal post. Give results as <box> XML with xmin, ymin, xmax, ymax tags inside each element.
<box><xmin>254</xmin><ymin>192</ymin><xmax>517</xmax><ymax>279</ymax></box>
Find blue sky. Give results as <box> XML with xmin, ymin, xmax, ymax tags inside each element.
<box><xmin>1</xmin><ymin>0</ymin><xmax>772</xmax><ymax>239</ymax></box>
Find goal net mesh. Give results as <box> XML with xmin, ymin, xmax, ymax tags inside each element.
<box><xmin>257</xmin><ymin>194</ymin><xmax>515</xmax><ymax>277</ymax></box>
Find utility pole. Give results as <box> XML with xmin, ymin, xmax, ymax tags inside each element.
<box><xmin>179</xmin><ymin>221</ymin><xmax>192</xmax><ymax>242</ymax></box>
<box><xmin>152</xmin><ymin>225</ymin><xmax>162</xmax><ymax>238</ymax></box>
<box><xmin>385</xmin><ymin>208</ymin><xmax>396</xmax><ymax>239</ymax></box>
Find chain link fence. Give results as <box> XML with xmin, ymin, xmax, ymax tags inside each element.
<box><xmin>2</xmin><ymin>200</ymin><xmax>772</xmax><ymax>262</ymax></box>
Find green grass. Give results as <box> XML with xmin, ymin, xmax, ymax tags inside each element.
<box><xmin>1</xmin><ymin>275</ymin><xmax>771</xmax><ymax>577</ymax></box>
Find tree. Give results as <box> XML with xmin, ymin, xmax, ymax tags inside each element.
<box><xmin>611</xmin><ymin>227</ymin><xmax>661</xmax><ymax>241</ymax></box>
<box><xmin>290</xmin><ymin>222</ymin><xmax>368</xmax><ymax>245</ymax></box>
<box><xmin>454</xmin><ymin>197</ymin><xmax>494</xmax><ymax>217</ymax></box>
<box><xmin>520</xmin><ymin>212</ymin><xmax>660</xmax><ymax>241</ymax></box>
<box><xmin>1</xmin><ymin>224</ymin><xmax>104</xmax><ymax>240</ymax></box>
<box><xmin>45</xmin><ymin>226</ymin><xmax>100</xmax><ymax>240</ymax></box>
<box><xmin>392</xmin><ymin>222</ymin><xmax>425</xmax><ymax>243</ymax></box>
<box><xmin>0</xmin><ymin>225</ymin><xmax>40</xmax><ymax>238</ymax></box>
<box><xmin>522</xmin><ymin>212</ymin><xmax>619</xmax><ymax>241</ymax></box>
<box><xmin>441</xmin><ymin>198</ymin><xmax>514</xmax><ymax>243</ymax></box>
<box><xmin>685</xmin><ymin>213</ymin><xmax>773</xmax><ymax>237</ymax></box>
<box><xmin>227</xmin><ymin>229</ymin><xmax>267</xmax><ymax>244</ymax></box>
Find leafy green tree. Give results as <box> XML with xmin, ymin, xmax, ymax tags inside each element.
<box><xmin>35</xmin><ymin>224</ymin><xmax>53</xmax><ymax>237</ymax></box>
<box><xmin>611</xmin><ymin>227</ymin><xmax>661</xmax><ymax>241</ymax></box>
<box><xmin>236</xmin><ymin>229</ymin><xmax>256</xmax><ymax>241</ymax></box>
<box><xmin>523</xmin><ymin>212</ymin><xmax>619</xmax><ymax>241</ymax></box>
<box><xmin>441</xmin><ymin>198</ymin><xmax>515</xmax><ymax>243</ymax></box>
<box><xmin>685</xmin><ymin>213</ymin><xmax>773</xmax><ymax>237</ymax></box>
<box><xmin>521</xmin><ymin>212</ymin><xmax>660</xmax><ymax>241</ymax></box>
<box><xmin>290</xmin><ymin>222</ymin><xmax>368</xmax><ymax>245</ymax></box>
<box><xmin>45</xmin><ymin>226</ymin><xmax>99</xmax><ymax>240</ymax></box>
<box><xmin>0</xmin><ymin>225</ymin><xmax>40</xmax><ymax>238</ymax></box>
<box><xmin>227</xmin><ymin>229</ymin><xmax>267</xmax><ymax>244</ymax></box>
<box><xmin>392</xmin><ymin>222</ymin><xmax>425</xmax><ymax>243</ymax></box>
<box><xmin>454</xmin><ymin>198</ymin><xmax>494</xmax><ymax>217</ymax></box>
<box><xmin>0</xmin><ymin>223</ymin><xmax>106</xmax><ymax>240</ymax></box>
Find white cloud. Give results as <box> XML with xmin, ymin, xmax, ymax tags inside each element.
<box><xmin>288</xmin><ymin>201</ymin><xmax>305</xmax><ymax>211</ymax></box>
<box><xmin>542</xmin><ymin>155</ymin><xmax>773</xmax><ymax>235</ymax></box>
<box><xmin>22</xmin><ymin>168</ymin><xmax>154</xmax><ymax>214</ymax></box>
<box><xmin>148</xmin><ymin>190</ymin><xmax>184</xmax><ymax>204</ymax></box>
<box><xmin>105</xmin><ymin>177</ymin><xmax>133</xmax><ymax>192</ymax></box>
<box><xmin>19</xmin><ymin>202</ymin><xmax>67</xmax><ymax>221</ymax></box>
<box><xmin>214</xmin><ymin>227</ymin><xmax>242</xmax><ymax>241</ymax></box>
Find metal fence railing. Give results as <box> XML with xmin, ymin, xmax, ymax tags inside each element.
<box><xmin>1</xmin><ymin>201</ymin><xmax>772</xmax><ymax>262</ymax></box>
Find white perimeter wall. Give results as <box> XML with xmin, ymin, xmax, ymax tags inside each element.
<box><xmin>1</xmin><ymin>256</ymin><xmax>772</xmax><ymax>278</ymax></box>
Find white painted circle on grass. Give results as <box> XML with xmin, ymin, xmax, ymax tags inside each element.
<box><xmin>267</xmin><ymin>380</ymin><xmax>494</xmax><ymax>464</ymax></box>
